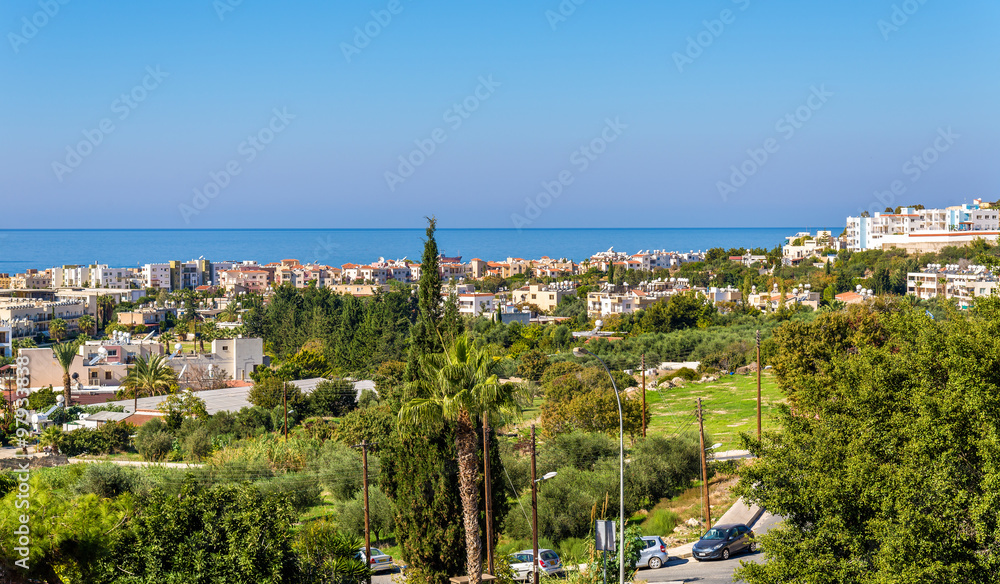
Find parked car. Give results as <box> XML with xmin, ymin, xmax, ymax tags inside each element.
<box><xmin>691</xmin><ymin>524</ymin><xmax>756</xmax><ymax>561</ymax></box>
<box><xmin>508</xmin><ymin>549</ymin><xmax>564</xmax><ymax>581</ymax></box>
<box><xmin>357</xmin><ymin>547</ymin><xmax>395</xmax><ymax>573</ymax></box>
<box><xmin>635</xmin><ymin>535</ymin><xmax>669</xmax><ymax>569</ymax></box>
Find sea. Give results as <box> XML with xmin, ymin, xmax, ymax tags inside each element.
<box><xmin>0</xmin><ymin>228</ymin><xmax>839</xmax><ymax>274</ymax></box>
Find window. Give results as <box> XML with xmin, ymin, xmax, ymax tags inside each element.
<box><xmin>105</xmin><ymin>371</ymin><xmax>112</xmax><ymax>380</ymax></box>
<box><xmin>222</xmin><ymin>346</ymin><xmax>228</xmax><ymax>351</ymax></box>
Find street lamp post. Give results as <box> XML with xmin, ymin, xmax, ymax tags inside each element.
<box><xmin>530</xmin><ymin>425</ymin><xmax>557</xmax><ymax>584</ymax></box>
<box><xmin>573</xmin><ymin>347</ymin><xmax>624</xmax><ymax>584</ymax></box>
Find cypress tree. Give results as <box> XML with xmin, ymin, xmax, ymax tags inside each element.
<box><xmin>406</xmin><ymin>217</ymin><xmax>443</xmax><ymax>381</ymax></box>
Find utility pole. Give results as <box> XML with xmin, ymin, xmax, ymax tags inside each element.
<box><xmin>483</xmin><ymin>413</ymin><xmax>494</xmax><ymax>575</ymax></box>
<box><xmin>756</xmin><ymin>329</ymin><xmax>762</xmax><ymax>441</ymax></box>
<box><xmin>641</xmin><ymin>353</ymin><xmax>646</xmax><ymax>438</ymax></box>
<box><xmin>531</xmin><ymin>425</ymin><xmax>539</xmax><ymax>584</ymax></box>
<box><xmin>698</xmin><ymin>398</ymin><xmax>710</xmax><ymax>529</ymax></box>
<box><xmin>356</xmin><ymin>440</ymin><xmax>372</xmax><ymax>584</ymax></box>
<box><xmin>283</xmin><ymin>382</ymin><xmax>288</xmax><ymax>442</ymax></box>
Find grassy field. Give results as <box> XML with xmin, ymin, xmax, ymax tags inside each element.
<box><xmin>644</xmin><ymin>373</ymin><xmax>785</xmax><ymax>452</ymax></box>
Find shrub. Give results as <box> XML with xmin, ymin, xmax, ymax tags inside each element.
<box><xmin>184</xmin><ymin>427</ymin><xmax>213</xmax><ymax>461</ymax></box>
<box><xmin>74</xmin><ymin>463</ymin><xmax>146</xmax><ymax>498</ymax></box>
<box><xmin>675</xmin><ymin>367</ymin><xmax>698</xmax><ymax>381</ymax></box>
<box><xmin>255</xmin><ymin>472</ymin><xmax>321</xmax><ymax>512</ymax></box>
<box><xmin>308</xmin><ymin>379</ymin><xmax>356</xmax><ymax>417</ymax></box>
<box><xmin>137</xmin><ymin>430</ymin><xmax>174</xmax><ymax>461</ymax></box>
<box><xmin>641</xmin><ymin>508</ymin><xmax>680</xmax><ymax>537</ymax></box>
<box><xmin>337</xmin><ymin>486</ymin><xmax>395</xmax><ymax>541</ymax></box>
<box><xmin>357</xmin><ymin>388</ymin><xmax>379</xmax><ymax>409</ymax></box>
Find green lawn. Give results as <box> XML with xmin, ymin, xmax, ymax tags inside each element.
<box><xmin>644</xmin><ymin>373</ymin><xmax>785</xmax><ymax>452</ymax></box>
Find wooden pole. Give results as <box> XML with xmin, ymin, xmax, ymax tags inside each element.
<box><xmin>531</xmin><ymin>425</ymin><xmax>539</xmax><ymax>584</ymax></box>
<box><xmin>698</xmin><ymin>398</ymin><xmax>710</xmax><ymax>529</ymax></box>
<box><xmin>756</xmin><ymin>329</ymin><xmax>762</xmax><ymax>441</ymax></box>
<box><xmin>361</xmin><ymin>440</ymin><xmax>371</xmax><ymax>584</ymax></box>
<box><xmin>483</xmin><ymin>413</ymin><xmax>494</xmax><ymax>575</ymax></box>
<box><xmin>641</xmin><ymin>353</ymin><xmax>646</xmax><ymax>438</ymax></box>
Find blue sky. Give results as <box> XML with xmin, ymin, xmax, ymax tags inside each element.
<box><xmin>1</xmin><ymin>0</ymin><xmax>997</xmax><ymax>228</ymax></box>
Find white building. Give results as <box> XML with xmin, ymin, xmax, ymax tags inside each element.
<box><xmin>0</xmin><ymin>324</ymin><xmax>11</xmax><ymax>358</ymax></box>
<box><xmin>847</xmin><ymin>201</ymin><xmax>1000</xmax><ymax>252</ymax></box>
<box><xmin>907</xmin><ymin>264</ymin><xmax>998</xmax><ymax>309</ymax></box>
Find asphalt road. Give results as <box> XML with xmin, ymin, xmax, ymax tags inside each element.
<box><xmin>373</xmin><ymin>513</ymin><xmax>782</xmax><ymax>584</ymax></box>
<box><xmin>640</xmin><ymin>512</ymin><xmax>781</xmax><ymax>584</ymax></box>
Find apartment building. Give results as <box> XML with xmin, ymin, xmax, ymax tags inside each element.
<box><xmin>169</xmin><ymin>337</ymin><xmax>264</xmax><ymax>382</ymax></box>
<box><xmin>847</xmin><ymin>201</ymin><xmax>1000</xmax><ymax>252</ymax></box>
<box><xmin>327</xmin><ymin>283</ymin><xmax>391</xmax><ymax>297</ymax></box>
<box><xmin>0</xmin><ymin>325</ymin><xmax>11</xmax><ymax>358</ymax></box>
<box><xmin>11</xmin><ymin>270</ymin><xmax>52</xmax><ymax>289</ymax></box>
<box><xmin>455</xmin><ymin>293</ymin><xmax>496</xmax><ymax>317</ymax></box>
<box><xmin>512</xmin><ymin>283</ymin><xmax>576</xmax><ymax>312</ymax></box>
<box><xmin>587</xmin><ymin>289</ymin><xmax>656</xmax><ymax>317</ymax></box>
<box><xmin>782</xmin><ymin>231</ymin><xmax>844</xmax><ymax>264</ymax></box>
<box><xmin>117</xmin><ymin>307</ymin><xmax>177</xmax><ymax>329</ymax></box>
<box><xmin>0</xmin><ymin>298</ymin><xmax>86</xmax><ymax>339</ymax></box>
<box><xmin>219</xmin><ymin>268</ymin><xmax>270</xmax><ymax>293</ymax></box>
<box><xmin>907</xmin><ymin>264</ymin><xmax>998</xmax><ymax>309</ymax></box>
<box><xmin>273</xmin><ymin>260</ymin><xmax>342</xmax><ymax>288</ymax></box>
<box><xmin>54</xmin><ymin>288</ymin><xmax>144</xmax><ymax>318</ymax></box>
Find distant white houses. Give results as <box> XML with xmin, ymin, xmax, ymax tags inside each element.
<box><xmin>846</xmin><ymin>200</ymin><xmax>1000</xmax><ymax>252</ymax></box>
<box><xmin>907</xmin><ymin>264</ymin><xmax>998</xmax><ymax>309</ymax></box>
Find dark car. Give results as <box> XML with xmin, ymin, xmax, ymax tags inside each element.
<box><xmin>691</xmin><ymin>523</ymin><xmax>756</xmax><ymax>561</ymax></box>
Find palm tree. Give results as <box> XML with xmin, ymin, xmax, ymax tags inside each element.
<box><xmin>159</xmin><ymin>331</ymin><xmax>176</xmax><ymax>354</ymax></box>
<box><xmin>120</xmin><ymin>354</ymin><xmax>176</xmax><ymax>412</ymax></box>
<box><xmin>398</xmin><ymin>335</ymin><xmax>522</xmax><ymax>584</ymax></box>
<box><xmin>49</xmin><ymin>318</ymin><xmax>67</xmax><ymax>343</ymax></box>
<box><xmin>51</xmin><ymin>341</ymin><xmax>79</xmax><ymax>407</ymax></box>
<box><xmin>78</xmin><ymin>315</ymin><xmax>96</xmax><ymax>336</ymax></box>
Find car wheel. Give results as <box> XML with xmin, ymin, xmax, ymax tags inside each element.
<box><xmin>749</xmin><ymin>541</ymin><xmax>758</xmax><ymax>553</ymax></box>
<box><xmin>648</xmin><ymin>557</ymin><xmax>662</xmax><ymax>570</ymax></box>
<box><xmin>722</xmin><ymin>548</ymin><xmax>730</xmax><ymax>560</ymax></box>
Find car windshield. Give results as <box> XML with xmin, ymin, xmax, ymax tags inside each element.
<box><xmin>702</xmin><ymin>528</ymin><xmax>728</xmax><ymax>541</ymax></box>
<box><xmin>370</xmin><ymin>549</ymin><xmax>383</xmax><ymax>556</ymax></box>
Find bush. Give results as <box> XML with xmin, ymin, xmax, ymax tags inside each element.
<box><xmin>337</xmin><ymin>486</ymin><xmax>395</xmax><ymax>541</ymax></box>
<box><xmin>357</xmin><ymin>388</ymin><xmax>379</xmax><ymax>409</ymax></box>
<box><xmin>235</xmin><ymin>406</ymin><xmax>272</xmax><ymax>436</ymax></box>
<box><xmin>74</xmin><ymin>463</ymin><xmax>146</xmax><ymax>498</ymax></box>
<box><xmin>136</xmin><ymin>421</ymin><xmax>174</xmax><ymax>462</ymax></box>
<box><xmin>28</xmin><ymin>386</ymin><xmax>58</xmax><ymax>411</ymax></box>
<box><xmin>248</xmin><ymin>378</ymin><xmax>305</xmax><ymax>411</ymax></box>
<box><xmin>255</xmin><ymin>472</ymin><xmax>321</xmax><ymax>512</ymax></box>
<box><xmin>675</xmin><ymin>367</ymin><xmax>698</xmax><ymax>381</ymax></box>
<box><xmin>308</xmin><ymin>379</ymin><xmax>356</xmax><ymax>417</ymax></box>
<box><xmin>310</xmin><ymin>440</ymin><xmax>369</xmax><ymax>501</ymax></box>
<box><xmin>625</xmin><ymin>436</ymin><xmax>701</xmax><ymax>509</ymax></box>
<box><xmin>60</xmin><ymin>421</ymin><xmax>134</xmax><ymax>456</ymax></box>
<box><xmin>184</xmin><ymin>427</ymin><xmax>213</xmax><ymax>461</ymax></box>
<box><xmin>641</xmin><ymin>508</ymin><xmax>680</xmax><ymax>537</ymax></box>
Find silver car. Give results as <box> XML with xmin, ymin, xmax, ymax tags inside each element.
<box><xmin>509</xmin><ymin>549</ymin><xmax>564</xmax><ymax>581</ymax></box>
<box><xmin>635</xmin><ymin>535</ymin><xmax>669</xmax><ymax>570</ymax></box>
<box><xmin>357</xmin><ymin>547</ymin><xmax>394</xmax><ymax>573</ymax></box>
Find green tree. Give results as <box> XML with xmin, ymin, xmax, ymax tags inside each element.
<box><xmin>737</xmin><ymin>298</ymin><xmax>1000</xmax><ymax>582</ymax></box>
<box><xmin>248</xmin><ymin>377</ymin><xmax>305</xmax><ymax>411</ymax></box>
<box><xmin>119</xmin><ymin>354</ymin><xmax>176</xmax><ymax>413</ymax></box>
<box><xmin>78</xmin><ymin>314</ymin><xmax>96</xmax><ymax>336</ymax></box>
<box><xmin>515</xmin><ymin>349</ymin><xmax>550</xmax><ymax>382</ymax></box>
<box><xmin>49</xmin><ymin>318</ymin><xmax>68</xmax><ymax>342</ymax></box>
<box><xmin>398</xmin><ymin>336</ymin><xmax>522</xmax><ymax>584</ymax></box>
<box><xmin>406</xmin><ymin>216</ymin><xmax>444</xmax><ymax>381</ymax></box>
<box><xmin>52</xmin><ymin>340</ymin><xmax>79</xmax><ymax>407</ymax></box>
<box><xmin>309</xmin><ymin>379</ymin><xmax>357</xmax><ymax>417</ymax></box>
<box><xmin>98</xmin><ymin>481</ymin><xmax>299</xmax><ymax>583</ymax></box>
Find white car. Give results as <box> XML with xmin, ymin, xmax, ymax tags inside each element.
<box><xmin>509</xmin><ymin>549</ymin><xmax>564</xmax><ymax>581</ymax></box>
<box><xmin>358</xmin><ymin>547</ymin><xmax>394</xmax><ymax>573</ymax></box>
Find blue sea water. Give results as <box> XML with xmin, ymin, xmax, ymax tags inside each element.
<box><xmin>0</xmin><ymin>228</ymin><xmax>839</xmax><ymax>274</ymax></box>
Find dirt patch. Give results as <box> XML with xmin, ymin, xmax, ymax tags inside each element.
<box><xmin>0</xmin><ymin>454</ymin><xmax>70</xmax><ymax>469</ymax></box>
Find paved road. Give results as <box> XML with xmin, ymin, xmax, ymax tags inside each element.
<box><xmin>641</xmin><ymin>512</ymin><xmax>781</xmax><ymax>584</ymax></box>
<box><xmin>373</xmin><ymin>513</ymin><xmax>781</xmax><ymax>584</ymax></box>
